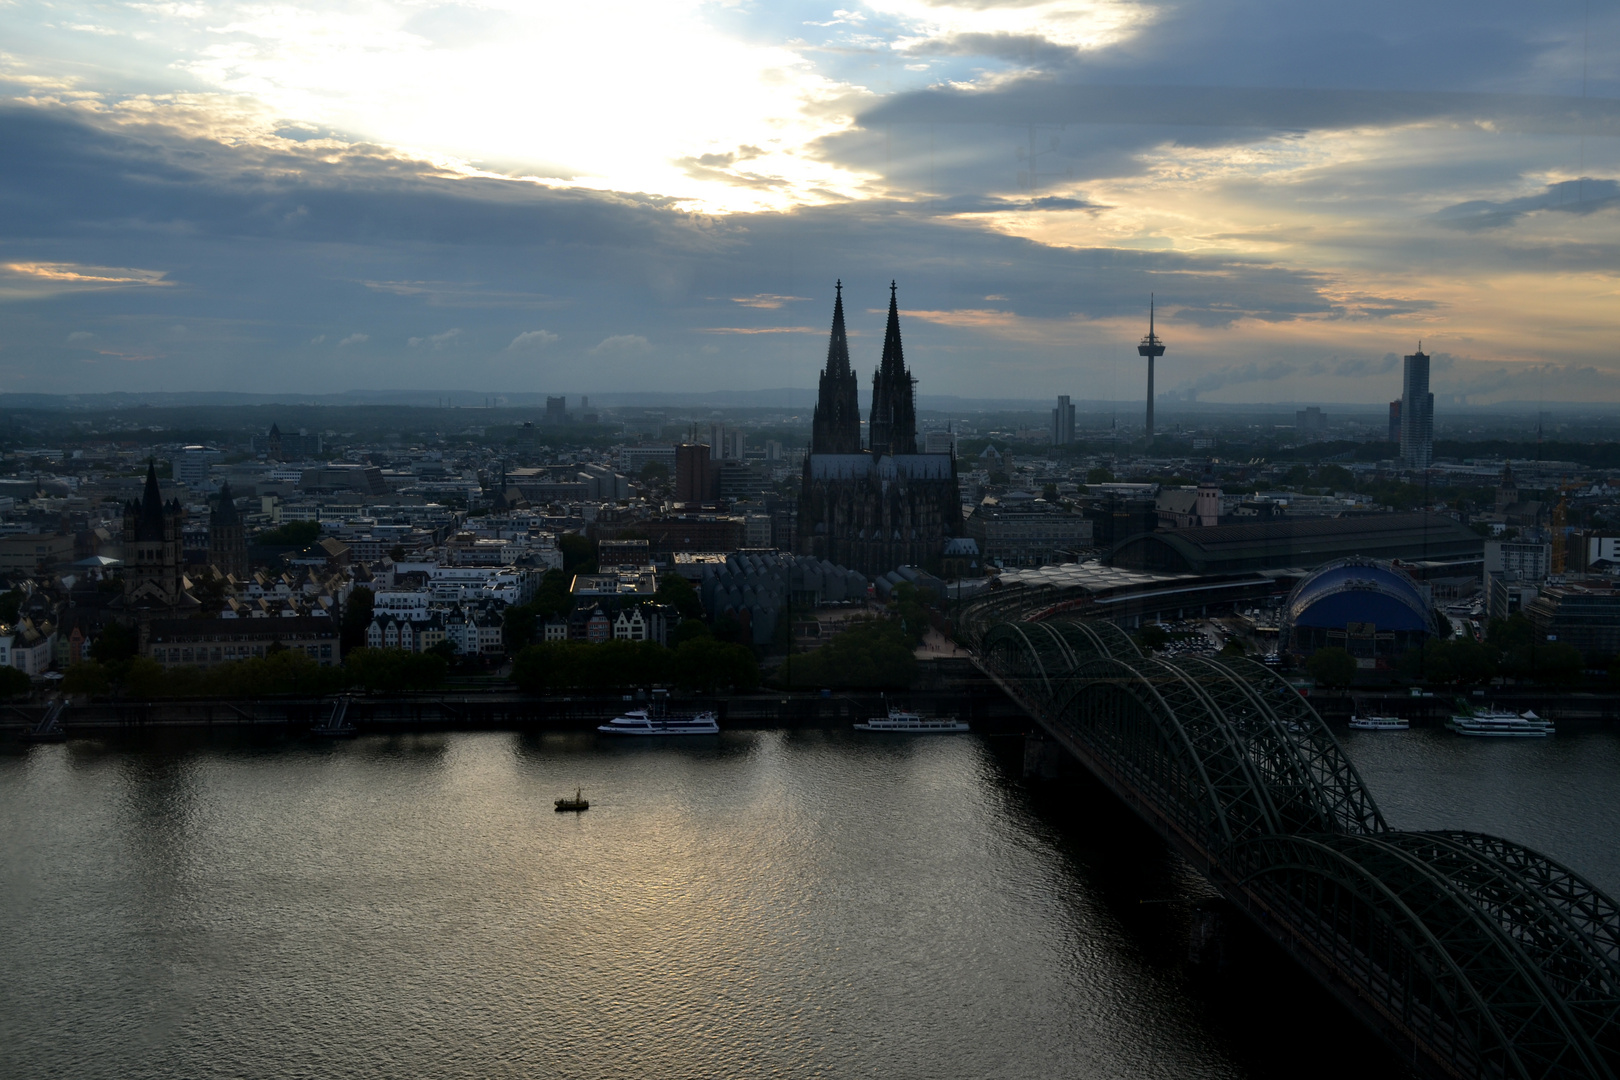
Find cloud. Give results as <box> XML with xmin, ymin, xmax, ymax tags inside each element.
<box><xmin>407</xmin><ymin>328</ymin><xmax>462</xmax><ymax>349</ymax></box>
<box><xmin>731</xmin><ymin>294</ymin><xmax>809</xmax><ymax>309</ymax></box>
<box><xmin>0</xmin><ymin>260</ymin><xmax>170</xmax><ymax>299</ymax></box>
<box><xmin>588</xmin><ymin>334</ymin><xmax>651</xmax><ymax>356</ymax></box>
<box><xmin>699</xmin><ymin>326</ymin><xmax>821</xmax><ymax>334</ymax></box>
<box><xmin>1433</xmin><ymin>179</ymin><xmax>1620</xmax><ymax>231</ymax></box>
<box><xmin>66</xmin><ymin>330</ymin><xmax>94</xmax><ymax>342</ymax></box>
<box><xmin>338</xmin><ymin>333</ymin><xmax>368</xmax><ymax>346</ymax></box>
<box><xmin>505</xmin><ymin>329</ymin><xmax>559</xmax><ymax>350</ymax></box>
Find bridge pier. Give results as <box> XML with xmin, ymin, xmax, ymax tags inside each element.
<box><xmin>1022</xmin><ymin>733</ymin><xmax>1071</xmax><ymax>779</ymax></box>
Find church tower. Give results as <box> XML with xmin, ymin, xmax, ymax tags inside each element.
<box><xmin>208</xmin><ymin>479</ymin><xmax>248</xmax><ymax>579</ymax></box>
<box><xmin>868</xmin><ymin>282</ymin><xmax>917</xmax><ymax>457</ymax></box>
<box><xmin>810</xmin><ymin>281</ymin><xmax>862</xmax><ymax>454</ymax></box>
<box><xmin>122</xmin><ymin>460</ymin><xmax>188</xmax><ymax>610</ymax></box>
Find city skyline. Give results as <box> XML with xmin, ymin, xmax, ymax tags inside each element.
<box><xmin>2</xmin><ymin>2</ymin><xmax>1618</xmax><ymax>403</ymax></box>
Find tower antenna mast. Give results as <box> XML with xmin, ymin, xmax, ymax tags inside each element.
<box><xmin>1137</xmin><ymin>294</ymin><xmax>1167</xmax><ymax>443</ymax></box>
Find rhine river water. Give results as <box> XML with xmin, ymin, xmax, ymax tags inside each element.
<box><xmin>4</xmin><ymin>720</ymin><xmax>1618</xmax><ymax>1079</ymax></box>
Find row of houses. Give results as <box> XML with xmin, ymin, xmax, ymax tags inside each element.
<box><xmin>365</xmin><ymin>602</ymin><xmax>506</xmax><ymax>655</ymax></box>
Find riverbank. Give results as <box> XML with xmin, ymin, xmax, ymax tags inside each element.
<box><xmin>0</xmin><ymin>682</ymin><xmax>1036</xmax><ymax>738</ymax></box>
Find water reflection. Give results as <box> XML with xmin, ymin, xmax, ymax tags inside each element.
<box><xmin>0</xmin><ymin>729</ymin><xmax>1427</xmax><ymax>1079</ymax></box>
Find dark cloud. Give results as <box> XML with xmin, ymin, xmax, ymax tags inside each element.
<box><xmin>861</xmin><ymin>81</ymin><xmax>1620</xmax><ymax>137</ymax></box>
<box><xmin>0</xmin><ymin>102</ymin><xmax>1359</xmax><ymax>395</ymax></box>
<box><xmin>1433</xmin><ymin>179</ymin><xmax>1620</xmax><ymax>230</ymax></box>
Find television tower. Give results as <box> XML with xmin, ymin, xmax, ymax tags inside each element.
<box><xmin>1137</xmin><ymin>294</ymin><xmax>1166</xmax><ymax>442</ymax></box>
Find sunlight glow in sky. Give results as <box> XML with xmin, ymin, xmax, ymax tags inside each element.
<box><xmin>2</xmin><ymin>0</ymin><xmax>1619</xmax><ymax>401</ymax></box>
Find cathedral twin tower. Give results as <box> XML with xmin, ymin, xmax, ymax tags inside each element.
<box><xmin>798</xmin><ymin>282</ymin><xmax>962</xmax><ymax>576</ymax></box>
<box><xmin>810</xmin><ymin>280</ymin><xmax>917</xmax><ymax>456</ymax></box>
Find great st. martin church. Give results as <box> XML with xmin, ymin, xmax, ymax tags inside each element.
<box><xmin>797</xmin><ymin>282</ymin><xmax>963</xmax><ymax>576</ymax></box>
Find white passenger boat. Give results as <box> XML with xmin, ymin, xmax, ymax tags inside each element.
<box><xmin>598</xmin><ymin>692</ymin><xmax>719</xmax><ymax>735</ymax></box>
<box><xmin>855</xmin><ymin>707</ymin><xmax>970</xmax><ymax>733</ymax></box>
<box><xmin>1446</xmin><ymin>708</ymin><xmax>1553</xmax><ymax>737</ymax></box>
<box><xmin>1348</xmin><ymin>714</ymin><xmax>1409</xmax><ymax>731</ymax></box>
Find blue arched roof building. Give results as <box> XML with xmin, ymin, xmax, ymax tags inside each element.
<box><xmin>1280</xmin><ymin>557</ymin><xmax>1438</xmax><ymax>661</ymax></box>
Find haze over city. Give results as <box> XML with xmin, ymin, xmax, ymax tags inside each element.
<box><xmin>3</xmin><ymin>1</ymin><xmax>1619</xmax><ymax>403</ymax></box>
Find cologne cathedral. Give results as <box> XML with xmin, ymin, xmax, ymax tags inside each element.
<box><xmin>797</xmin><ymin>281</ymin><xmax>962</xmax><ymax>576</ymax></box>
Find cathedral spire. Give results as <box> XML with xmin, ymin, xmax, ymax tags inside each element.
<box><xmin>810</xmin><ymin>280</ymin><xmax>862</xmax><ymax>454</ymax></box>
<box><xmin>827</xmin><ymin>279</ymin><xmax>851</xmax><ymax>377</ymax></box>
<box><xmin>869</xmin><ymin>281</ymin><xmax>917</xmax><ymax>456</ymax></box>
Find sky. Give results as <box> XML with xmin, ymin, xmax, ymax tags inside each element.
<box><xmin>1</xmin><ymin>0</ymin><xmax>1619</xmax><ymax>405</ymax></box>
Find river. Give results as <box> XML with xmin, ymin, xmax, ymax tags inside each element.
<box><xmin>4</xmin><ymin>722</ymin><xmax>1615</xmax><ymax>1079</ymax></box>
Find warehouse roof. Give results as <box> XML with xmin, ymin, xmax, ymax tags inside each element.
<box><xmin>1105</xmin><ymin>512</ymin><xmax>1483</xmax><ymax>575</ymax></box>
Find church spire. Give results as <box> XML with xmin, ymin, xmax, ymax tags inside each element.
<box><xmin>810</xmin><ymin>280</ymin><xmax>862</xmax><ymax>454</ymax></box>
<box><xmin>869</xmin><ymin>281</ymin><xmax>917</xmax><ymax>456</ymax></box>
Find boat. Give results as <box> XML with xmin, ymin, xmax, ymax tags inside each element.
<box><xmin>1447</xmin><ymin>707</ymin><xmax>1554</xmax><ymax>737</ymax></box>
<box><xmin>1349</xmin><ymin>714</ymin><xmax>1409</xmax><ymax>731</ymax></box>
<box><xmin>854</xmin><ymin>706</ymin><xmax>970</xmax><ymax>733</ymax></box>
<box><xmin>598</xmin><ymin>690</ymin><xmax>719</xmax><ymax>736</ymax></box>
<box><xmin>555</xmin><ymin>788</ymin><xmax>589</xmax><ymax>812</ymax></box>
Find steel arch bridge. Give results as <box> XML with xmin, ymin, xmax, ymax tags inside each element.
<box><xmin>970</xmin><ymin>612</ymin><xmax>1620</xmax><ymax>1080</ymax></box>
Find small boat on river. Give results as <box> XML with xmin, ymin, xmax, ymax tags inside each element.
<box><xmin>555</xmin><ymin>788</ymin><xmax>589</xmax><ymax>812</ymax></box>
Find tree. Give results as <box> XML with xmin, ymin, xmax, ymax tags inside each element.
<box><xmin>654</xmin><ymin>573</ymin><xmax>704</xmax><ymax>620</ymax></box>
<box><xmin>560</xmin><ymin>533</ymin><xmax>596</xmax><ymax>575</ymax></box>
<box><xmin>0</xmin><ymin>665</ymin><xmax>31</xmax><ymax>698</ymax></box>
<box><xmin>669</xmin><ymin>619</ymin><xmax>711</xmax><ymax>647</ymax></box>
<box><xmin>672</xmin><ymin>638</ymin><xmax>758</xmax><ymax>693</ymax></box>
<box><xmin>255</xmin><ymin>520</ymin><xmax>322</xmax><ymax>547</ymax></box>
<box><xmin>712</xmin><ymin>614</ymin><xmax>747</xmax><ymax>645</ymax></box>
<box><xmin>1086</xmin><ymin>467</ymin><xmax>1114</xmax><ymax>485</ymax></box>
<box><xmin>91</xmin><ymin>620</ymin><xmax>139</xmax><ymax>664</ymax></box>
<box><xmin>344</xmin><ymin>648</ymin><xmax>449</xmax><ymax>692</ymax></box>
<box><xmin>1136</xmin><ymin>623</ymin><xmax>1171</xmax><ymax>652</ymax></box>
<box><xmin>120</xmin><ymin>657</ymin><xmax>171</xmax><ymax>700</ymax></box>
<box><xmin>887</xmin><ymin>582</ymin><xmax>932</xmax><ymax>646</ymax></box>
<box><xmin>1315</xmin><ymin>464</ymin><xmax>1354</xmax><ymax>490</ymax></box>
<box><xmin>640</xmin><ymin>462</ymin><xmax>670</xmax><ymax>484</ymax></box>
<box><xmin>62</xmin><ymin>660</ymin><xmax>111</xmax><ymax>696</ymax></box>
<box><xmin>1306</xmin><ymin>647</ymin><xmax>1358</xmax><ymax>688</ymax></box>
<box><xmin>775</xmin><ymin>619</ymin><xmax>915</xmax><ymax>690</ymax></box>
<box><xmin>0</xmin><ymin>588</ymin><xmax>24</xmax><ymax>626</ymax></box>
<box><xmin>502</xmin><ymin>603</ymin><xmax>540</xmax><ymax>651</ymax></box>
<box><xmin>1041</xmin><ymin>482</ymin><xmax>1059</xmax><ymax>502</ymax></box>
<box><xmin>532</xmin><ymin>568</ymin><xmax>573</xmax><ymax>618</ymax></box>
<box><xmin>340</xmin><ymin>586</ymin><xmax>375</xmax><ymax>656</ymax></box>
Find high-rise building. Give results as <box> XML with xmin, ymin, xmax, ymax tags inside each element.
<box><xmin>1295</xmin><ymin>407</ymin><xmax>1326</xmax><ymax>440</ymax></box>
<box><xmin>1388</xmin><ymin>400</ymin><xmax>1401</xmax><ymax>444</ymax></box>
<box><xmin>175</xmin><ymin>445</ymin><xmax>220</xmax><ymax>488</ymax></box>
<box><xmin>545</xmin><ymin>396</ymin><xmax>568</xmax><ymax>424</ymax></box>
<box><xmin>1051</xmin><ymin>395</ymin><xmax>1075</xmax><ymax>445</ymax></box>
<box><xmin>923</xmin><ymin>429</ymin><xmax>956</xmax><ymax>457</ymax></box>
<box><xmin>1400</xmin><ymin>346</ymin><xmax>1434</xmax><ymax>469</ymax></box>
<box><xmin>674</xmin><ymin>444</ymin><xmax>717</xmax><ymax>503</ymax></box>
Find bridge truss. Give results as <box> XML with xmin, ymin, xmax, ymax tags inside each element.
<box><xmin>970</xmin><ymin>611</ymin><xmax>1620</xmax><ymax>1080</ymax></box>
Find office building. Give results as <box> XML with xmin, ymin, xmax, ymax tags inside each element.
<box><xmin>1052</xmin><ymin>395</ymin><xmax>1076</xmax><ymax>445</ymax></box>
<box><xmin>1400</xmin><ymin>347</ymin><xmax>1434</xmax><ymax>469</ymax></box>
